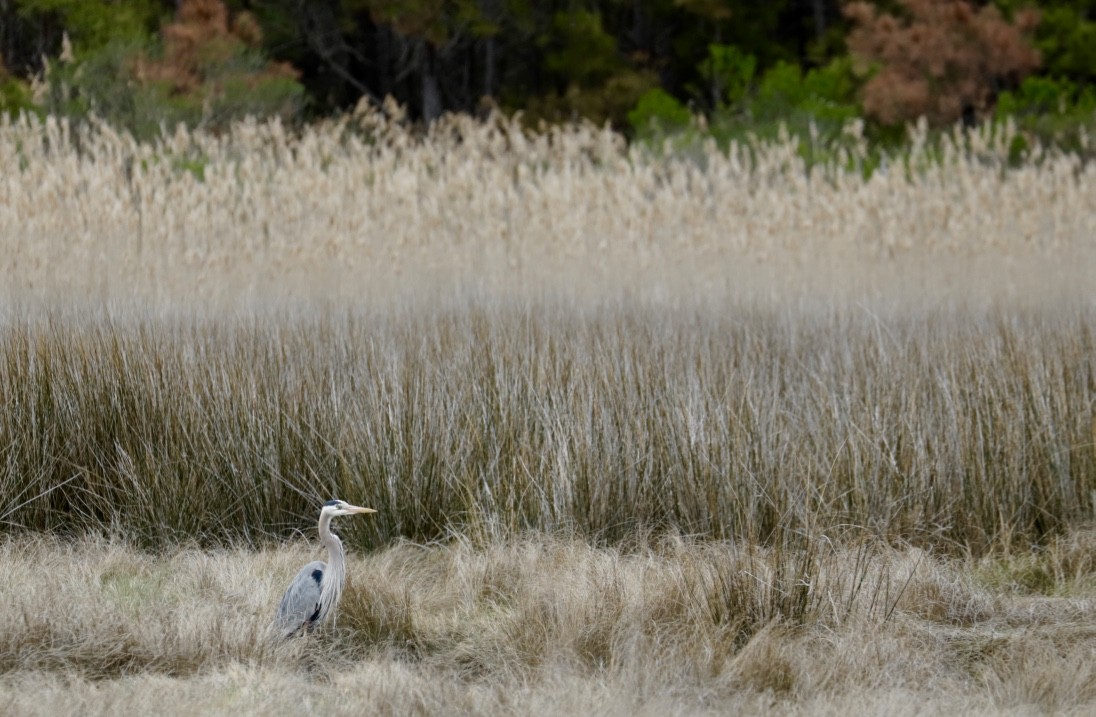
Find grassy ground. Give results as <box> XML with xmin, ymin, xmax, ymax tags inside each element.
<box><xmin>0</xmin><ymin>533</ymin><xmax>1093</xmax><ymax>716</ymax></box>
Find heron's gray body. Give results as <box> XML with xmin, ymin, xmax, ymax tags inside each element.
<box><xmin>272</xmin><ymin>500</ymin><xmax>376</xmax><ymax>638</ymax></box>
<box><xmin>274</xmin><ymin>560</ymin><xmax>327</xmax><ymax>635</ymax></box>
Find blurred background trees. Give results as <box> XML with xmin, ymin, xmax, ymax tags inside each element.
<box><xmin>0</xmin><ymin>0</ymin><xmax>1092</xmax><ymax>147</ymax></box>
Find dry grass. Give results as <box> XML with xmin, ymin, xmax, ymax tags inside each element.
<box><xmin>1</xmin><ymin>110</ymin><xmax>1093</xmax><ymax>308</ymax></box>
<box><xmin>0</xmin><ymin>533</ymin><xmax>1093</xmax><ymax>716</ymax></box>
<box><xmin>0</xmin><ymin>305</ymin><xmax>1093</xmax><ymax>551</ymax></box>
<box><xmin>2</xmin><ymin>111</ymin><xmax>1096</xmax><ymax>713</ymax></box>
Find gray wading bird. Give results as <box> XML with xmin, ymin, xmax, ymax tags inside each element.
<box><xmin>274</xmin><ymin>500</ymin><xmax>377</xmax><ymax>637</ymax></box>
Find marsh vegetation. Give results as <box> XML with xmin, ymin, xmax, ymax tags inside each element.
<box><xmin>1</xmin><ymin>112</ymin><xmax>1094</xmax><ymax>714</ymax></box>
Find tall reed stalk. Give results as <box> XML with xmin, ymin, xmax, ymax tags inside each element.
<box><xmin>1</xmin><ymin>304</ymin><xmax>1091</xmax><ymax>552</ymax></box>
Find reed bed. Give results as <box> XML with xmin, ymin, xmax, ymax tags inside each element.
<box><xmin>0</xmin><ymin>304</ymin><xmax>1093</xmax><ymax>552</ymax></box>
<box><xmin>1</xmin><ymin>110</ymin><xmax>1093</xmax><ymax>307</ymax></box>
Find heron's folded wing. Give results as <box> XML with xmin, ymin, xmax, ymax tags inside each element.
<box><xmin>274</xmin><ymin>560</ymin><xmax>325</xmax><ymax>634</ymax></box>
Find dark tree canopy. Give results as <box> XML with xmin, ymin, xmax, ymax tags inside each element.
<box><xmin>0</xmin><ymin>0</ymin><xmax>1090</xmax><ymax>136</ymax></box>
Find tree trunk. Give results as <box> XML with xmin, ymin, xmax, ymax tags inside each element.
<box><xmin>421</xmin><ymin>41</ymin><xmax>442</xmax><ymax>122</ymax></box>
<box><xmin>484</xmin><ymin>36</ymin><xmax>496</xmax><ymax>98</ymax></box>
<box><xmin>812</xmin><ymin>0</ymin><xmax>827</xmax><ymax>45</ymax></box>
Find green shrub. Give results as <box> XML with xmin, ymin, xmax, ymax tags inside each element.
<box><xmin>14</xmin><ymin>0</ymin><xmax>165</xmax><ymax>52</ymax></box>
<box><xmin>751</xmin><ymin>58</ymin><xmax>860</xmax><ymax>127</ymax></box>
<box><xmin>1029</xmin><ymin>6</ymin><xmax>1096</xmax><ymax>84</ymax></box>
<box><xmin>631</xmin><ymin>49</ymin><xmax>865</xmax><ymax>163</ymax></box>
<box><xmin>996</xmin><ymin>75</ymin><xmax>1096</xmax><ymax>119</ymax></box>
<box><xmin>527</xmin><ymin>10</ymin><xmax>657</xmax><ymax>128</ymax></box>
<box><xmin>702</xmin><ymin>57</ymin><xmax>868</xmax><ymax>170</ymax></box>
<box><xmin>33</xmin><ymin>0</ymin><xmax>305</xmax><ymax>139</ymax></box>
<box><xmin>696</xmin><ymin>43</ymin><xmax>756</xmax><ymax>109</ymax></box>
<box><xmin>0</xmin><ymin>68</ymin><xmax>38</xmax><ymax>120</ymax></box>
<box><xmin>996</xmin><ymin>75</ymin><xmax>1096</xmax><ymax>158</ymax></box>
<box><xmin>627</xmin><ymin>88</ymin><xmax>691</xmax><ymax>134</ymax></box>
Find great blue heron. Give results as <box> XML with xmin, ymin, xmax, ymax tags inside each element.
<box><xmin>273</xmin><ymin>499</ymin><xmax>377</xmax><ymax>637</ymax></box>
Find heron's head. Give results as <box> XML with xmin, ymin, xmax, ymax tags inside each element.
<box><xmin>322</xmin><ymin>499</ymin><xmax>377</xmax><ymax>518</ymax></box>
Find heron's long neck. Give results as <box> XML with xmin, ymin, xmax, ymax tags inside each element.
<box><xmin>317</xmin><ymin>512</ymin><xmax>346</xmax><ymax>624</ymax></box>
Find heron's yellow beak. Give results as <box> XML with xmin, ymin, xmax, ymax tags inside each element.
<box><xmin>347</xmin><ymin>505</ymin><xmax>377</xmax><ymax>514</ymax></box>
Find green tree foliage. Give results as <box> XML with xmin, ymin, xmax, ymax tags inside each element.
<box><xmin>1</xmin><ymin>0</ymin><xmax>1092</xmax><ymax>149</ymax></box>
<box><xmin>996</xmin><ymin>75</ymin><xmax>1096</xmax><ymax>158</ymax></box>
<box><xmin>995</xmin><ymin>0</ymin><xmax>1096</xmax><ymax>84</ymax></box>
<box><xmin>525</xmin><ymin>9</ymin><xmax>657</xmax><ymax>126</ymax></box>
<box><xmin>995</xmin><ymin>0</ymin><xmax>1096</xmax><ymax>154</ymax></box>
<box><xmin>1</xmin><ymin>0</ymin><xmax>165</xmax><ymax>121</ymax></box>
<box><xmin>696</xmin><ymin>43</ymin><xmax>756</xmax><ymax>109</ymax></box>
<box><xmin>1030</xmin><ymin>3</ymin><xmax>1096</xmax><ymax>82</ymax></box>
<box><xmin>630</xmin><ymin>44</ymin><xmax>861</xmax><ymax>160</ymax></box>
<box><xmin>752</xmin><ymin>58</ymin><xmax>860</xmax><ymax>128</ymax></box>
<box><xmin>0</xmin><ymin>55</ymin><xmax>37</xmax><ymax>119</ymax></box>
<box><xmin>32</xmin><ymin>0</ymin><xmax>304</xmax><ymax>137</ymax></box>
<box><xmin>997</xmin><ymin>75</ymin><xmax>1096</xmax><ymax>119</ymax></box>
<box><xmin>543</xmin><ymin>10</ymin><xmax>621</xmax><ymax>87</ymax></box>
<box><xmin>627</xmin><ymin>88</ymin><xmax>691</xmax><ymax>134</ymax></box>
<box><xmin>14</xmin><ymin>0</ymin><xmax>164</xmax><ymax>50</ymax></box>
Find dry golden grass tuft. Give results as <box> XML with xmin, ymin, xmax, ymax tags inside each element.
<box><xmin>0</xmin><ymin>534</ymin><xmax>1093</xmax><ymax>715</ymax></box>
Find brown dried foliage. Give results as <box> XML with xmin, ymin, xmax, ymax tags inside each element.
<box><xmin>135</xmin><ymin>0</ymin><xmax>295</xmax><ymax>95</ymax></box>
<box><xmin>844</xmin><ymin>0</ymin><xmax>1040</xmax><ymax>126</ymax></box>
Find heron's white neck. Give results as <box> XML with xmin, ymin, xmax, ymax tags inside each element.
<box><xmin>317</xmin><ymin>511</ymin><xmax>347</xmax><ymax>625</ymax></box>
